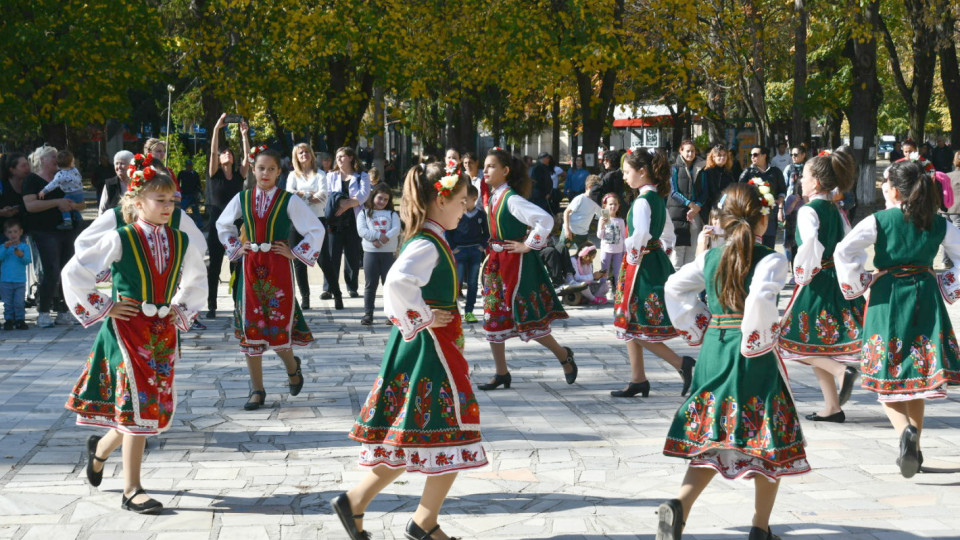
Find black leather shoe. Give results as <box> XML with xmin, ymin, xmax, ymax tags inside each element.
<box><xmin>121</xmin><ymin>488</ymin><xmax>163</xmax><ymax>515</ymax></box>
<box><xmin>244</xmin><ymin>390</ymin><xmax>266</xmax><ymax>411</ymax></box>
<box><xmin>611</xmin><ymin>381</ymin><xmax>650</xmax><ymax>398</ymax></box>
<box><xmin>85</xmin><ymin>435</ymin><xmax>107</xmax><ymax>487</ymax></box>
<box><xmin>838</xmin><ymin>366</ymin><xmax>858</xmax><ymax>406</ymax></box>
<box><xmin>478</xmin><ymin>372</ymin><xmax>511</xmax><ymax>390</ymax></box>
<box><xmin>405</xmin><ymin>519</ymin><xmax>459</xmax><ymax>540</ymax></box>
<box><xmin>560</xmin><ymin>347</ymin><xmax>578</xmax><ymax>384</ymax></box>
<box><xmin>331</xmin><ymin>493</ymin><xmax>370</xmax><ymax>540</ymax></box>
<box><xmin>655</xmin><ymin>499</ymin><xmax>684</xmax><ymax>540</ymax></box>
<box><xmin>288</xmin><ymin>356</ymin><xmax>304</xmax><ymax>396</ymax></box>
<box><xmin>349</xmin><ymin>290</ymin><xmax>360</xmax><ymax>298</ymax></box>
<box><xmin>680</xmin><ymin>356</ymin><xmax>696</xmax><ymax>397</ymax></box>
<box><xmin>320</xmin><ymin>291</ymin><xmax>333</xmax><ymax>300</ymax></box>
<box><xmin>748</xmin><ymin>526</ymin><xmax>780</xmax><ymax>540</ymax></box>
<box><xmin>360</xmin><ymin>314</ymin><xmax>373</xmax><ymax>326</ymax></box>
<box><xmin>897</xmin><ymin>425</ymin><xmax>920</xmax><ymax>478</ymax></box>
<box><xmin>301</xmin><ymin>298</ymin><xmax>310</xmax><ymax>310</ymax></box>
<box><xmin>805</xmin><ymin>411</ymin><xmax>845</xmax><ymax>423</ymax></box>
<box><xmin>205</xmin><ymin>310</ymin><xmax>216</xmax><ymax>319</ymax></box>
<box><xmin>334</xmin><ymin>295</ymin><xmax>344</xmax><ymax>310</ymax></box>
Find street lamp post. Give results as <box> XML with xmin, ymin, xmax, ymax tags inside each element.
<box><xmin>165</xmin><ymin>84</ymin><xmax>175</xmax><ymax>167</ymax></box>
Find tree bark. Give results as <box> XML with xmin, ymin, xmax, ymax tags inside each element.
<box><xmin>843</xmin><ymin>0</ymin><xmax>883</xmax><ymax>210</ymax></box>
<box><xmin>878</xmin><ymin>1</ymin><xmax>938</xmax><ymax>142</ymax></box>
<box><xmin>791</xmin><ymin>0</ymin><xmax>809</xmax><ymax>146</ymax></box>
<box><xmin>323</xmin><ymin>57</ymin><xmax>374</xmax><ymax>150</ymax></box>
<box><xmin>373</xmin><ymin>86</ymin><xmax>385</xmax><ymax>174</ymax></box>
<box><xmin>551</xmin><ymin>94</ymin><xmax>561</xmax><ymax>161</ymax></box>
<box><xmin>458</xmin><ymin>96</ymin><xmax>477</xmax><ymax>155</ymax></box>
<box><xmin>573</xmin><ymin>0</ymin><xmax>622</xmax><ymax>172</ymax></box>
<box><xmin>939</xmin><ymin>15</ymin><xmax>960</xmax><ymax>146</ymax></box>
<box><xmin>444</xmin><ymin>101</ymin><xmax>458</xmax><ymax>152</ymax></box>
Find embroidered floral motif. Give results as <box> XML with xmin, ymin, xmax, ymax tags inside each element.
<box><xmin>794</xmin><ymin>266</ymin><xmax>805</xmax><ymax>282</ymax></box>
<box><xmin>438</xmin><ymin>382</ymin><xmax>457</xmax><ymax>427</ymax></box>
<box><xmin>644</xmin><ymin>293</ymin><xmax>665</xmax><ymax>325</ymax></box>
<box><xmin>695</xmin><ymin>313</ymin><xmax>709</xmax><ymax>331</ymax></box>
<box><xmin>861</xmin><ymin>334</ymin><xmax>887</xmax><ymax>376</ymax></box>
<box><xmin>359</xmin><ymin>377</ymin><xmax>383</xmax><ymax>422</ymax></box>
<box><xmin>406</xmin><ymin>309</ymin><xmax>423</xmax><ymax>328</ymax></box>
<box><xmin>841</xmin><ymin>308</ymin><xmax>860</xmax><ymax>340</ymax></box>
<box><xmin>741</xmin><ymin>397</ymin><xmax>771</xmax><ymax>450</ymax></box>
<box><xmin>909</xmin><ymin>336</ymin><xmax>938</xmax><ymax>378</ymax></box>
<box><xmin>781</xmin><ymin>312</ymin><xmax>792</xmax><ymax>336</ymax></box>
<box><xmin>435</xmin><ymin>452</ymin><xmax>453</xmax><ymax>466</ymax></box>
<box><xmin>382</xmin><ymin>373</ymin><xmax>410</xmax><ymax>422</ymax></box>
<box><xmin>815</xmin><ymin>310</ymin><xmax>840</xmax><ymax>345</ymax></box>
<box><xmin>87</xmin><ymin>293</ymin><xmax>107</xmax><ymax>310</ymax></box>
<box><xmin>770</xmin><ymin>322</ymin><xmax>781</xmax><ymax>337</ymax></box>
<box><xmin>414</xmin><ymin>378</ymin><xmax>433</xmax><ymax>428</ymax></box>
<box><xmin>461</xmin><ymin>449</ymin><xmax>479</xmax><ymax>462</ymax></box>
<box><xmin>683</xmin><ymin>391</ymin><xmax>717</xmax><ymax>443</ymax></box>
<box><xmin>74</xmin><ymin>303</ymin><xmax>91</xmax><ymax>323</ymax></box>
<box><xmin>840</xmin><ymin>282</ymin><xmax>856</xmax><ymax>297</ymax></box>
<box><xmin>717</xmin><ymin>397</ymin><xmax>738</xmax><ymax>444</ymax></box>
<box><xmin>98</xmin><ymin>357</ymin><xmax>111</xmax><ymax>401</ymax></box>
<box><xmin>799</xmin><ymin>312</ymin><xmax>810</xmax><ymax>342</ymax></box>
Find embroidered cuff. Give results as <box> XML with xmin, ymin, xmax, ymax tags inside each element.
<box><xmin>74</xmin><ymin>295</ymin><xmax>114</xmax><ymax>328</ymax></box>
<box><xmin>292</xmin><ymin>241</ymin><xmax>318</xmax><ymax>267</ymax></box>
<box><xmin>741</xmin><ymin>321</ymin><xmax>782</xmax><ymax>357</ymax></box>
<box><xmin>939</xmin><ymin>269</ymin><xmax>960</xmax><ymax>304</ymax></box>
<box><xmin>389</xmin><ymin>308</ymin><xmax>434</xmax><ymax>341</ymax></box>
<box><xmin>793</xmin><ymin>264</ymin><xmax>820</xmax><ymax>286</ymax></box>
<box><xmin>679</xmin><ymin>310</ymin><xmax>710</xmax><ymax>347</ymax></box>
<box><xmin>224</xmin><ymin>237</ymin><xmax>243</xmax><ymax>262</ymax></box>
<box><xmin>626</xmin><ymin>246</ymin><xmax>643</xmax><ymax>266</ymax></box>
<box><xmin>524</xmin><ymin>231</ymin><xmax>548</xmax><ymax>251</ymax></box>
<box><xmin>840</xmin><ymin>272</ymin><xmax>872</xmax><ymax>300</ymax></box>
<box><xmin>171</xmin><ymin>303</ymin><xmax>194</xmax><ymax>331</ymax></box>
<box><xmin>95</xmin><ymin>269</ymin><xmax>112</xmax><ymax>283</ymax></box>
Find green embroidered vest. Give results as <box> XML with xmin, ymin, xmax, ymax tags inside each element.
<box><xmin>111</xmin><ymin>224</ymin><xmax>188</xmax><ymax>305</ymax></box>
<box><xmin>240</xmin><ymin>189</ymin><xmax>292</xmax><ymax>242</ymax></box>
<box><xmin>402</xmin><ymin>228</ymin><xmax>457</xmax><ymax>311</ymax></box>
<box><xmin>703</xmin><ymin>244</ymin><xmax>777</xmax><ymax>315</ymax></box>
<box><xmin>795</xmin><ymin>199</ymin><xmax>843</xmax><ymax>259</ymax></box>
<box><xmin>873</xmin><ymin>208</ymin><xmax>945</xmax><ymax>268</ymax></box>
<box><xmin>490</xmin><ymin>188</ymin><xmax>528</xmax><ymax>242</ymax></box>
<box><xmin>627</xmin><ymin>190</ymin><xmax>666</xmax><ymax>240</ymax></box>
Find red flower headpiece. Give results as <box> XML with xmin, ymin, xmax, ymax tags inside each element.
<box><xmin>434</xmin><ymin>158</ymin><xmax>460</xmax><ymax>197</ymax></box>
<box><xmin>818</xmin><ymin>149</ymin><xmax>832</xmax><ymax>157</ymax></box>
<box><xmin>248</xmin><ymin>144</ymin><xmax>268</xmax><ymax>165</ymax></box>
<box><xmin>126</xmin><ymin>153</ymin><xmax>158</xmax><ymax>195</ymax></box>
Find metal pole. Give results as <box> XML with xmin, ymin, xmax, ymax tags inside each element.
<box><xmin>165</xmin><ymin>84</ymin><xmax>174</xmax><ymax>167</ymax></box>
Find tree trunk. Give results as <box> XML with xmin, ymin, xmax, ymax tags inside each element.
<box><xmin>372</xmin><ymin>86</ymin><xmax>385</xmax><ymax>174</ymax></box>
<box><xmin>444</xmin><ymin>101</ymin><xmax>458</xmax><ymax>152</ymax></box>
<box><xmin>939</xmin><ymin>16</ymin><xmax>960</xmax><ymax>146</ymax></box>
<box><xmin>878</xmin><ymin>2</ymin><xmax>938</xmax><ymax>142</ymax></box>
<box><xmin>41</xmin><ymin>122</ymin><xmax>67</xmax><ymax>150</ymax></box>
<box><xmin>458</xmin><ymin>96</ymin><xmax>477</xmax><ymax>155</ymax></box>
<box><xmin>324</xmin><ymin>58</ymin><xmax>374</xmax><ymax>150</ymax></box>
<box><xmin>843</xmin><ymin>0</ymin><xmax>883</xmax><ymax>210</ymax></box>
<box><xmin>791</xmin><ymin>0</ymin><xmax>809</xmax><ymax>146</ymax></box>
<box><xmin>551</xmin><ymin>94</ymin><xmax>561</xmax><ymax>161</ymax></box>
<box><xmin>573</xmin><ymin>0</ymin><xmax>622</xmax><ymax>172</ymax></box>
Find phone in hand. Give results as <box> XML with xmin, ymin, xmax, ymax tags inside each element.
<box><xmin>223</xmin><ymin>114</ymin><xmax>244</xmax><ymax>124</ymax></box>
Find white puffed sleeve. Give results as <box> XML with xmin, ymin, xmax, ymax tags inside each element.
<box><xmin>835</xmin><ymin>215</ymin><xmax>877</xmax><ymax>299</ymax></box>
<box><xmin>170</xmin><ymin>241</ymin><xmax>208</xmax><ymax>331</ymax></box>
<box><xmin>215</xmin><ymin>193</ymin><xmax>245</xmax><ymax>261</ymax></box>
<box><xmin>665</xmin><ymin>252</ymin><xmax>711</xmax><ymax>346</ymax></box>
<box><xmin>741</xmin><ymin>252</ymin><xmax>789</xmax><ymax>357</ymax></box>
<box><xmin>287</xmin><ymin>195</ymin><xmax>325</xmax><ymax>266</ymax></box>
<box><xmin>624</xmin><ymin>198</ymin><xmax>653</xmax><ymax>265</ymax></box>
<box><xmin>384</xmin><ymin>238</ymin><xmax>438</xmax><ymax>340</ymax></box>
<box><xmin>505</xmin><ymin>195</ymin><xmax>553</xmax><ymax>250</ymax></box>
<box><xmin>792</xmin><ymin>206</ymin><xmax>824</xmax><ymax>285</ymax></box>
<box><xmin>176</xmin><ymin>209</ymin><xmax>208</xmax><ymax>258</ymax></box>
<box><xmin>61</xmin><ymin>233</ymin><xmax>122</xmax><ymax>327</ymax></box>
<box><xmin>661</xmin><ymin>210</ymin><xmax>677</xmax><ymax>256</ymax></box>
<box><xmin>938</xmin><ymin>221</ymin><xmax>960</xmax><ymax>303</ymax></box>
<box><xmin>75</xmin><ymin>210</ymin><xmax>121</xmax><ymax>282</ymax></box>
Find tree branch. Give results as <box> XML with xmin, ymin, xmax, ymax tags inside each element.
<box><xmin>878</xmin><ymin>13</ymin><xmax>912</xmax><ymax>105</ymax></box>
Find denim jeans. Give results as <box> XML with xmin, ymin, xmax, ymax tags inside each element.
<box><xmin>0</xmin><ymin>281</ymin><xmax>25</xmax><ymax>321</ymax></box>
<box><xmin>455</xmin><ymin>245</ymin><xmax>485</xmax><ymax>313</ymax></box>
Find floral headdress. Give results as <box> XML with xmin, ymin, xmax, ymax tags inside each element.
<box><xmin>747</xmin><ymin>177</ymin><xmax>777</xmax><ymax>215</ymax></box>
<box><xmin>126</xmin><ymin>153</ymin><xmax>157</xmax><ymax>195</ymax></box>
<box><xmin>817</xmin><ymin>149</ymin><xmax>832</xmax><ymax>157</ymax></box>
<box><xmin>434</xmin><ymin>158</ymin><xmax>459</xmax><ymax>197</ymax></box>
<box><xmin>248</xmin><ymin>144</ymin><xmax>268</xmax><ymax>165</ymax></box>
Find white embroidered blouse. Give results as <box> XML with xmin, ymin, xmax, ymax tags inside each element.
<box><xmin>488</xmin><ymin>182</ymin><xmax>552</xmax><ymax>250</ymax></box>
<box><xmin>625</xmin><ymin>185</ymin><xmax>677</xmax><ymax>265</ymax></box>
<box><xmin>383</xmin><ymin>220</ymin><xmax>452</xmax><ymax>340</ymax></box>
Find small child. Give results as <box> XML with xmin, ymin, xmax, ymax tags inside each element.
<box><xmin>39</xmin><ymin>149</ymin><xmax>84</xmax><ymax>230</ymax></box>
<box><xmin>561</xmin><ymin>174</ymin><xmax>602</xmax><ymax>248</ymax></box>
<box><xmin>596</xmin><ymin>193</ymin><xmax>625</xmax><ymax>296</ymax></box>
<box><xmin>695</xmin><ymin>207</ymin><xmax>724</xmax><ymax>257</ymax></box>
<box><xmin>570</xmin><ymin>242</ymin><xmax>608</xmax><ymax>304</ymax></box>
<box><xmin>357</xmin><ymin>183</ymin><xmax>401</xmax><ymax>326</ymax></box>
<box><xmin>446</xmin><ymin>184</ymin><xmax>489</xmax><ymax>322</ymax></box>
<box><xmin>0</xmin><ymin>219</ymin><xmax>31</xmax><ymax>329</ymax></box>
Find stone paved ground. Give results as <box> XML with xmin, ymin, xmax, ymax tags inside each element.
<box><xmin>1</xmin><ymin>259</ymin><xmax>960</xmax><ymax>540</ymax></box>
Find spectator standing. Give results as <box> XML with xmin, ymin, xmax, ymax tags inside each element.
<box><xmin>143</xmin><ymin>138</ymin><xmax>179</xmax><ymax>196</ymax></box>
<box><xmin>589</xmin><ymin>152</ymin><xmax>625</xmax><ymax>206</ymax></box>
<box><xmin>739</xmin><ymin>145</ymin><xmax>786</xmax><ymax>248</ymax></box>
<box><xmin>0</xmin><ymin>153</ymin><xmax>28</xmax><ymax>223</ymax></box>
<box><xmin>942</xmin><ymin>151</ymin><xmax>960</xmax><ymax>268</ymax></box>
<box><xmin>889</xmin><ymin>141</ymin><xmax>904</xmax><ymax>162</ymax></box>
<box><xmin>932</xmin><ymin>138</ymin><xmax>954</xmax><ymax>173</ymax></box>
<box><xmin>321</xmin><ymin>147</ymin><xmax>371</xmax><ymax>308</ymax></box>
<box><xmin>462</xmin><ymin>151</ymin><xmax>486</xmax><ymax>210</ymax></box>
<box><xmin>22</xmin><ymin>145</ymin><xmax>83</xmax><ymax>328</ymax></box>
<box><xmin>447</xmin><ymin>184</ymin><xmax>488</xmax><ymax>323</ymax></box>
<box><xmin>596</xmin><ymin>193</ymin><xmax>625</xmax><ymax>296</ymax></box>
<box><xmin>92</xmin><ymin>155</ymin><xmax>114</xmax><ymax>204</ymax></box>
<box><xmin>98</xmin><ymin>150</ymin><xmax>134</xmax><ymax>214</ymax></box>
<box><xmin>667</xmin><ymin>140</ymin><xmax>706</xmax><ymax>268</ymax></box>
<box><xmin>729</xmin><ymin>145</ymin><xmax>743</xmax><ymax>180</ymax></box>
<box><xmin>697</xmin><ymin>144</ymin><xmax>737</xmax><ymax>219</ymax></box>
<box><xmin>205</xmin><ymin>113</ymin><xmax>251</xmax><ymax>318</ymax></box>
<box><xmin>782</xmin><ymin>145</ymin><xmax>808</xmax><ymax>265</ymax></box>
<box><xmin>565</xmin><ymin>156</ymin><xmax>589</xmax><ymax>198</ymax></box>
<box><xmin>356</xmin><ymin>184</ymin><xmax>400</xmax><ymax>325</ymax></box>
<box><xmin>286</xmin><ymin>142</ymin><xmax>328</xmax><ymax>309</ymax></box>
<box><xmin>528</xmin><ymin>152</ymin><xmax>555</xmax><ymax>214</ymax></box>
<box><xmin>39</xmin><ymin>150</ymin><xmax>84</xmax><ymax>230</ymax></box>
<box><xmin>770</xmin><ymin>140</ymin><xmax>792</xmax><ymax>175</ymax></box>
<box><xmin>178</xmin><ymin>160</ymin><xmax>203</xmax><ymax>227</ymax></box>
<box><xmin>0</xmin><ymin>218</ymin><xmax>30</xmax><ymax>329</ymax></box>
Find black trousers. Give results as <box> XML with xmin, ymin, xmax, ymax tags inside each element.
<box><xmin>32</xmin><ymin>229</ymin><xmax>76</xmax><ymax>312</ymax></box>
<box><xmin>322</xmin><ymin>215</ymin><xmax>362</xmax><ymax>296</ymax></box>
<box><xmin>290</xmin><ymin>229</ymin><xmax>311</xmax><ymax>301</ymax></box>
<box><xmin>206</xmin><ymin>221</ymin><xmax>238</xmax><ymax>311</ymax></box>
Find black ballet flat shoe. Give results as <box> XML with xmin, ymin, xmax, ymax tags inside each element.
<box><xmin>560</xmin><ymin>346</ymin><xmax>578</xmax><ymax>384</ymax></box>
<box><xmin>301</xmin><ymin>298</ymin><xmax>310</xmax><ymax>310</ymax></box>
<box><xmin>244</xmin><ymin>390</ymin><xmax>267</xmax><ymax>411</ymax></box>
<box><xmin>320</xmin><ymin>291</ymin><xmax>333</xmax><ymax>300</ymax></box>
<box><xmin>334</xmin><ymin>295</ymin><xmax>344</xmax><ymax>310</ymax></box>
<box><xmin>679</xmin><ymin>356</ymin><xmax>696</xmax><ymax>397</ymax></box>
<box><xmin>748</xmin><ymin>526</ymin><xmax>780</xmax><ymax>540</ymax></box>
<box><xmin>805</xmin><ymin>411</ymin><xmax>846</xmax><ymax>423</ymax></box>
<box><xmin>897</xmin><ymin>425</ymin><xmax>920</xmax><ymax>478</ymax></box>
<box><xmin>655</xmin><ymin>499</ymin><xmax>684</xmax><ymax>540</ymax></box>
<box><xmin>288</xmin><ymin>356</ymin><xmax>304</xmax><ymax>396</ymax></box>
<box><xmin>919</xmin><ymin>450</ymin><xmax>924</xmax><ymax>469</ymax></box>
<box><xmin>349</xmin><ymin>290</ymin><xmax>360</xmax><ymax>299</ymax></box>
<box><xmin>406</xmin><ymin>519</ymin><xmax>460</xmax><ymax>540</ymax></box>
<box><xmin>85</xmin><ymin>435</ymin><xmax>107</xmax><ymax>487</ymax></box>
<box><xmin>478</xmin><ymin>372</ymin><xmax>512</xmax><ymax>390</ymax></box>
<box><xmin>121</xmin><ymin>488</ymin><xmax>163</xmax><ymax>515</ymax></box>
<box><xmin>611</xmin><ymin>380</ymin><xmax>650</xmax><ymax>398</ymax></box>
<box><xmin>205</xmin><ymin>310</ymin><xmax>216</xmax><ymax>319</ymax></box>
<box><xmin>331</xmin><ymin>493</ymin><xmax>370</xmax><ymax>540</ymax></box>
<box><xmin>838</xmin><ymin>366</ymin><xmax>858</xmax><ymax>406</ymax></box>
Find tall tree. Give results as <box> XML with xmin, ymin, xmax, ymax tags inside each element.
<box><xmin>938</xmin><ymin>11</ymin><xmax>960</xmax><ymax>145</ymax></box>
<box><xmin>843</xmin><ymin>0</ymin><xmax>883</xmax><ymax>207</ymax></box>
<box><xmin>792</xmin><ymin>0</ymin><xmax>810</xmax><ymax>145</ymax></box>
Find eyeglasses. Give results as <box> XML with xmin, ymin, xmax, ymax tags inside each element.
<box><xmin>750</xmin><ymin>153</ymin><xmax>761</xmax><ymax>157</ymax></box>
<box><xmin>790</xmin><ymin>153</ymin><xmax>801</xmax><ymax>157</ymax></box>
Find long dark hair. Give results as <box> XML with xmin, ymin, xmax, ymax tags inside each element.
<box><xmin>365</xmin><ymin>183</ymin><xmax>394</xmax><ymax>218</ymax></box>
<box><xmin>487</xmin><ymin>148</ymin><xmax>532</xmax><ymax>198</ymax></box>
<box><xmin>888</xmin><ymin>160</ymin><xmax>938</xmax><ymax>231</ymax></box>
<box><xmin>806</xmin><ymin>148</ymin><xmax>856</xmax><ymax>193</ymax></box>
<box><xmin>714</xmin><ymin>183</ymin><xmax>765</xmax><ymax>312</ymax></box>
<box><xmin>0</xmin><ymin>152</ymin><xmax>27</xmax><ymax>185</ymax></box>
<box><xmin>622</xmin><ymin>149</ymin><xmax>670</xmax><ymax>197</ymax></box>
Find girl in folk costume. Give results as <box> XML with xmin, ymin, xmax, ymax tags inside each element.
<box><xmin>333</xmin><ymin>164</ymin><xmax>486</xmax><ymax>540</ymax></box>
<box><xmin>612</xmin><ymin>149</ymin><xmax>695</xmax><ymax>398</ymax></box>
<box><xmin>215</xmin><ymin>147</ymin><xmax>326</xmax><ymax>411</ymax></box>
<box><xmin>658</xmin><ymin>183</ymin><xmax>809</xmax><ymax>540</ymax></box>
<box><xmin>835</xmin><ymin>160</ymin><xmax>960</xmax><ymax>478</ymax></box>
<box><xmin>62</xmin><ymin>172</ymin><xmax>207</xmax><ymax>514</ymax></box>
<box><xmin>777</xmin><ymin>149</ymin><xmax>863</xmax><ymax>423</ymax></box>
<box><xmin>477</xmin><ymin>148</ymin><xmax>576</xmax><ymax>391</ymax></box>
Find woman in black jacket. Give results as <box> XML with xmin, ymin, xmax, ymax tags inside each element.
<box><xmin>697</xmin><ymin>144</ymin><xmax>737</xmax><ymax>214</ymax></box>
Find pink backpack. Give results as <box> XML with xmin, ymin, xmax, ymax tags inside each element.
<box><xmin>935</xmin><ymin>171</ymin><xmax>954</xmax><ymax>209</ymax></box>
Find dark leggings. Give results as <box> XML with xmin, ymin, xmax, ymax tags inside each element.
<box><xmin>290</xmin><ymin>229</ymin><xmax>311</xmax><ymax>302</ymax></box>
<box><xmin>32</xmin><ymin>229</ymin><xmax>76</xmax><ymax>312</ymax></box>
<box><xmin>206</xmin><ymin>216</ymin><xmax>238</xmax><ymax>311</ymax></box>
<box><xmin>322</xmin><ymin>215</ymin><xmax>362</xmax><ymax>296</ymax></box>
<box><xmin>363</xmin><ymin>251</ymin><xmax>395</xmax><ymax>315</ymax></box>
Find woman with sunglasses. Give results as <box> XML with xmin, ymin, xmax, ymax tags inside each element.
<box><xmin>739</xmin><ymin>146</ymin><xmax>786</xmax><ymax>249</ymax></box>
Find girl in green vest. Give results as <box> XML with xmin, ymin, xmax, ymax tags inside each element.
<box><xmin>477</xmin><ymin>148</ymin><xmax>577</xmax><ymax>391</ymax></box>
<box><xmin>215</xmin><ymin>147</ymin><xmax>326</xmax><ymax>411</ymax></box>
<box><xmin>612</xmin><ymin>149</ymin><xmax>695</xmax><ymax>397</ymax></box>
<box><xmin>777</xmin><ymin>149</ymin><xmax>864</xmax><ymax>423</ymax></box>
<box><xmin>659</xmin><ymin>183</ymin><xmax>809</xmax><ymax>540</ymax></box>
<box><xmin>62</xmin><ymin>172</ymin><xmax>207</xmax><ymax>514</ymax></box>
<box><xmin>333</xmin><ymin>163</ymin><xmax>487</xmax><ymax>540</ymax></box>
<box><xmin>836</xmin><ymin>160</ymin><xmax>960</xmax><ymax>478</ymax></box>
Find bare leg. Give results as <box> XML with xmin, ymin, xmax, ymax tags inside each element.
<box><xmin>881</xmin><ymin>401</ymin><xmax>911</xmax><ymax>433</ymax></box>
<box><xmin>533</xmin><ymin>334</ymin><xmax>573</xmax><ymax>374</ymax></box>
<box><xmin>812</xmin><ymin>367</ymin><xmax>841</xmax><ymax>416</ymax></box>
<box><xmin>411</xmin><ymin>473</ymin><xmax>458</xmax><ymax>540</ymax></box>
<box><xmin>639</xmin><ymin>341</ymin><xmax>682</xmax><ymax>371</ymax></box>
<box><xmin>626</xmin><ymin>339</ymin><xmax>647</xmax><ymax>383</ymax></box>
<box><xmin>345</xmin><ymin>465</ymin><xmax>406</xmax><ymax>533</ymax></box>
<box><xmin>676</xmin><ymin>466</ymin><xmax>717</xmax><ymax>522</ymax></box>
<box><xmin>91</xmin><ymin>429</ymin><xmax>124</xmax><ymax>474</ymax></box>
<box><xmin>276</xmin><ymin>349</ymin><xmax>302</xmax><ymax>385</ymax></box>
<box><xmin>489</xmin><ymin>341</ymin><xmax>508</xmax><ymax>375</ymax></box>
<box><xmin>122</xmin><ymin>434</ymin><xmax>151</xmax><ymax>504</ymax></box>
<box><xmin>752</xmin><ymin>477</ymin><xmax>781</xmax><ymax>530</ymax></box>
<box><xmin>800</xmin><ymin>356</ymin><xmax>846</xmax><ymax>378</ymax></box>
<box><xmin>245</xmin><ymin>354</ymin><xmax>264</xmax><ymax>391</ymax></box>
